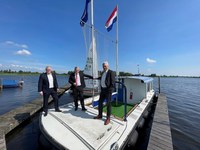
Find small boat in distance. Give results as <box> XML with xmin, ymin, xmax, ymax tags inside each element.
<box><xmin>0</xmin><ymin>79</ymin><xmax>24</xmax><ymax>89</ymax></box>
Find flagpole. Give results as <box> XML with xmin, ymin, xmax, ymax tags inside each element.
<box><xmin>116</xmin><ymin>5</ymin><xmax>119</xmax><ymax>79</ymax></box>
<box><xmin>91</xmin><ymin>0</ymin><xmax>95</xmax><ymax>100</ymax></box>
<box><xmin>116</xmin><ymin>5</ymin><xmax>119</xmax><ymax>105</ymax></box>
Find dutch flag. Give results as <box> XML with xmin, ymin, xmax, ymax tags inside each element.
<box><xmin>105</xmin><ymin>6</ymin><xmax>118</xmax><ymax>32</ymax></box>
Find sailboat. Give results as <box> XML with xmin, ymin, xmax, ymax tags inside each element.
<box><xmin>39</xmin><ymin>1</ymin><xmax>156</xmax><ymax>149</ymax></box>
<box><xmin>83</xmin><ymin>37</ymin><xmax>100</xmax><ymax>96</ymax></box>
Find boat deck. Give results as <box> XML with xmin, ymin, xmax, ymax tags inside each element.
<box><xmin>40</xmin><ymin>103</ymin><xmax>125</xmax><ymax>150</ymax></box>
<box><xmin>147</xmin><ymin>93</ymin><xmax>173</xmax><ymax>150</ymax></box>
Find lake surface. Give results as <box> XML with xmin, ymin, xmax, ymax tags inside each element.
<box><xmin>0</xmin><ymin>74</ymin><xmax>68</xmax><ymax>115</ymax></box>
<box><xmin>1</xmin><ymin>75</ymin><xmax>200</xmax><ymax>150</ymax></box>
<box><xmin>154</xmin><ymin>77</ymin><xmax>200</xmax><ymax>150</ymax></box>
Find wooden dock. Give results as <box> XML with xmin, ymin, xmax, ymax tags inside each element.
<box><xmin>0</xmin><ymin>131</ymin><xmax>6</xmax><ymax>150</ymax></box>
<box><xmin>0</xmin><ymin>84</ymin><xmax>71</xmax><ymax>149</ymax></box>
<box><xmin>147</xmin><ymin>93</ymin><xmax>173</xmax><ymax>150</ymax></box>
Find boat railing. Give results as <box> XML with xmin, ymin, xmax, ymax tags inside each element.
<box><xmin>115</xmin><ymin>81</ymin><xmax>127</xmax><ymax>121</ymax></box>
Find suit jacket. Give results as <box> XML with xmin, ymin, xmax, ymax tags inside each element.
<box><xmin>69</xmin><ymin>72</ymin><xmax>93</xmax><ymax>89</ymax></box>
<box><xmin>38</xmin><ymin>73</ymin><xmax>58</xmax><ymax>93</ymax></box>
<box><xmin>98</xmin><ymin>69</ymin><xmax>115</xmax><ymax>90</ymax></box>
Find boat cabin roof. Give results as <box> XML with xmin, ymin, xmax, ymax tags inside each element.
<box><xmin>118</xmin><ymin>76</ymin><xmax>153</xmax><ymax>83</ymax></box>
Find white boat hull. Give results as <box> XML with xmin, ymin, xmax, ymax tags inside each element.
<box><xmin>39</xmin><ymin>90</ymin><xmax>155</xmax><ymax>150</ymax></box>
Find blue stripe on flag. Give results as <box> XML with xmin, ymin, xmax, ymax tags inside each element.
<box><xmin>80</xmin><ymin>0</ymin><xmax>90</xmax><ymax>26</ymax></box>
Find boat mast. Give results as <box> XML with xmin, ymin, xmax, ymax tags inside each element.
<box><xmin>91</xmin><ymin>0</ymin><xmax>95</xmax><ymax>96</ymax></box>
<box><xmin>116</xmin><ymin>4</ymin><xmax>119</xmax><ymax>105</ymax></box>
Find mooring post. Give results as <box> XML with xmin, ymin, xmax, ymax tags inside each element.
<box><xmin>158</xmin><ymin>76</ymin><xmax>161</xmax><ymax>93</ymax></box>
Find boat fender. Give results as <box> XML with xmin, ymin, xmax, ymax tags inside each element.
<box><xmin>137</xmin><ymin>118</ymin><xmax>145</xmax><ymax>130</ymax></box>
<box><xmin>127</xmin><ymin>130</ymin><xmax>138</xmax><ymax>148</ymax></box>
<box><xmin>153</xmin><ymin>94</ymin><xmax>158</xmax><ymax>102</ymax></box>
<box><xmin>110</xmin><ymin>142</ymin><xmax>119</xmax><ymax>150</ymax></box>
<box><xmin>147</xmin><ymin>106</ymin><xmax>152</xmax><ymax>112</ymax></box>
<box><xmin>143</xmin><ymin>110</ymin><xmax>149</xmax><ymax>119</ymax></box>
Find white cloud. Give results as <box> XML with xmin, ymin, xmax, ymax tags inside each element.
<box><xmin>16</xmin><ymin>49</ymin><xmax>32</xmax><ymax>56</ymax></box>
<box><xmin>0</xmin><ymin>64</ymin><xmax>2</xmax><ymax>67</ymax></box>
<box><xmin>4</xmin><ymin>41</ymin><xmax>28</xmax><ymax>49</ymax></box>
<box><xmin>146</xmin><ymin>58</ymin><xmax>157</xmax><ymax>64</ymax></box>
<box><xmin>5</xmin><ymin>41</ymin><xmax>15</xmax><ymax>45</ymax></box>
<box><xmin>21</xmin><ymin>44</ymin><xmax>28</xmax><ymax>49</ymax></box>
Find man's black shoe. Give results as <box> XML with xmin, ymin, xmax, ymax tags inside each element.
<box><xmin>44</xmin><ymin>112</ymin><xmax>48</xmax><ymax>117</ymax></box>
<box><xmin>82</xmin><ymin>108</ymin><xmax>87</xmax><ymax>111</ymax></box>
<box><xmin>55</xmin><ymin>109</ymin><xmax>62</xmax><ymax>112</ymax></box>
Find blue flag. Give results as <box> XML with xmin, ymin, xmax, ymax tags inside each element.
<box><xmin>80</xmin><ymin>0</ymin><xmax>90</xmax><ymax>26</ymax></box>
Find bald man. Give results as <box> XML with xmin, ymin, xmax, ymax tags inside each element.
<box><xmin>69</xmin><ymin>67</ymin><xmax>93</xmax><ymax>111</ymax></box>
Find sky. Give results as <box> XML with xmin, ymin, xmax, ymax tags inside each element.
<box><xmin>0</xmin><ymin>0</ymin><xmax>200</xmax><ymax>76</ymax></box>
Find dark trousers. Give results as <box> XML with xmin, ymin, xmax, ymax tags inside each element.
<box><xmin>98</xmin><ymin>88</ymin><xmax>112</xmax><ymax>118</ymax></box>
<box><xmin>43</xmin><ymin>88</ymin><xmax>59</xmax><ymax>113</ymax></box>
<box><xmin>73</xmin><ymin>86</ymin><xmax>85</xmax><ymax>109</ymax></box>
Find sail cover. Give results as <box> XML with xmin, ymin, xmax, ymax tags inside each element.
<box><xmin>84</xmin><ymin>38</ymin><xmax>99</xmax><ymax>89</ymax></box>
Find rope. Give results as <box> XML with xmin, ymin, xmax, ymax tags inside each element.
<box><xmin>82</xmin><ymin>26</ymin><xmax>89</xmax><ymax>56</ymax></box>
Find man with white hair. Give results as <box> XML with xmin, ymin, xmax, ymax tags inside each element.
<box><xmin>94</xmin><ymin>61</ymin><xmax>115</xmax><ymax>125</ymax></box>
<box><xmin>38</xmin><ymin>66</ymin><xmax>62</xmax><ymax>116</ymax></box>
<box><xmin>69</xmin><ymin>66</ymin><xmax>93</xmax><ymax>111</ymax></box>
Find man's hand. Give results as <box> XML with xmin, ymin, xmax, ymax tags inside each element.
<box><xmin>73</xmin><ymin>83</ymin><xmax>76</xmax><ymax>86</ymax></box>
<box><xmin>39</xmin><ymin>91</ymin><xmax>43</xmax><ymax>96</ymax></box>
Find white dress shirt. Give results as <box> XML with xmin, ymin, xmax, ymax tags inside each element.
<box><xmin>101</xmin><ymin>70</ymin><xmax>108</xmax><ymax>88</ymax></box>
<box><xmin>75</xmin><ymin>73</ymin><xmax>81</xmax><ymax>86</ymax></box>
<box><xmin>47</xmin><ymin>73</ymin><xmax>54</xmax><ymax>88</ymax></box>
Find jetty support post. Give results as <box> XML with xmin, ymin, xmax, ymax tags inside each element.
<box><xmin>158</xmin><ymin>76</ymin><xmax>161</xmax><ymax>93</ymax></box>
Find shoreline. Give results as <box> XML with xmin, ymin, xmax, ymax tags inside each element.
<box><xmin>0</xmin><ymin>73</ymin><xmax>199</xmax><ymax>78</ymax></box>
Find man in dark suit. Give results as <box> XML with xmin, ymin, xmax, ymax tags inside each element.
<box><xmin>38</xmin><ymin>66</ymin><xmax>62</xmax><ymax>116</ymax></box>
<box><xmin>94</xmin><ymin>61</ymin><xmax>115</xmax><ymax>125</ymax></box>
<box><xmin>69</xmin><ymin>67</ymin><xmax>93</xmax><ymax>111</ymax></box>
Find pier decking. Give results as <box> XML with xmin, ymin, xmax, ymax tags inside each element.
<box><xmin>147</xmin><ymin>93</ymin><xmax>173</xmax><ymax>150</ymax></box>
<box><xmin>0</xmin><ymin>84</ymin><xmax>70</xmax><ymax>149</ymax></box>
<box><xmin>0</xmin><ymin>131</ymin><xmax>6</xmax><ymax>150</ymax></box>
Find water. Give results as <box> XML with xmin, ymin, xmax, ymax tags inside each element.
<box><xmin>0</xmin><ymin>74</ymin><xmax>68</xmax><ymax>115</ymax></box>
<box><xmin>154</xmin><ymin>77</ymin><xmax>200</xmax><ymax>150</ymax></box>
<box><xmin>1</xmin><ymin>76</ymin><xmax>200</xmax><ymax>150</ymax></box>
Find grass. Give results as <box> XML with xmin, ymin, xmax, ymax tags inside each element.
<box><xmin>103</xmin><ymin>101</ymin><xmax>136</xmax><ymax>119</ymax></box>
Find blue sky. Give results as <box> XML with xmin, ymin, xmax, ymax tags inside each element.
<box><xmin>0</xmin><ymin>0</ymin><xmax>200</xmax><ymax>76</ymax></box>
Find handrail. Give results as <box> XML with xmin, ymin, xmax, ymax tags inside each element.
<box><xmin>115</xmin><ymin>81</ymin><xmax>127</xmax><ymax>121</ymax></box>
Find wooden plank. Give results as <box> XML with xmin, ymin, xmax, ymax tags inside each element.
<box><xmin>147</xmin><ymin>93</ymin><xmax>173</xmax><ymax>150</ymax></box>
<box><xmin>0</xmin><ymin>131</ymin><xmax>6</xmax><ymax>150</ymax></box>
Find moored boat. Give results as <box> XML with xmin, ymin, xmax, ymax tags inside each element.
<box><xmin>0</xmin><ymin>79</ymin><xmax>24</xmax><ymax>89</ymax></box>
<box><xmin>39</xmin><ymin>76</ymin><xmax>155</xmax><ymax>149</ymax></box>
